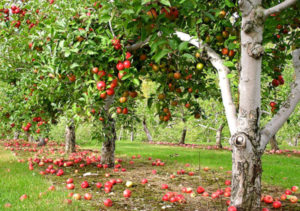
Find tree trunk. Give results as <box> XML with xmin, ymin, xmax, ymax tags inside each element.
<box><xmin>37</xmin><ymin>137</ymin><xmax>46</xmax><ymax>147</ymax></box>
<box><xmin>13</xmin><ymin>132</ymin><xmax>19</xmax><ymax>140</ymax></box>
<box><xmin>26</xmin><ymin>133</ymin><xmax>34</xmax><ymax>142</ymax></box>
<box><xmin>216</xmin><ymin>124</ymin><xmax>224</xmax><ymax>148</ymax></box>
<box><xmin>269</xmin><ymin>135</ymin><xmax>279</xmax><ymax>151</ymax></box>
<box><xmin>179</xmin><ymin>128</ymin><xmax>187</xmax><ymax>144</ymax></box>
<box><xmin>118</xmin><ymin>126</ymin><xmax>123</xmax><ymax>141</ymax></box>
<box><xmin>100</xmin><ymin>115</ymin><xmax>116</xmax><ymax>167</ymax></box>
<box><xmin>143</xmin><ymin>118</ymin><xmax>153</xmax><ymax>142</ymax></box>
<box><xmin>295</xmin><ymin>134</ymin><xmax>299</xmax><ymax>146</ymax></box>
<box><xmin>130</xmin><ymin>126</ymin><xmax>134</xmax><ymax>142</ymax></box>
<box><xmin>65</xmin><ymin>120</ymin><xmax>76</xmax><ymax>153</ymax></box>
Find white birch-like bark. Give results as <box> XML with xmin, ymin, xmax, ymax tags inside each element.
<box><xmin>264</xmin><ymin>0</ymin><xmax>297</xmax><ymax>17</ymax></box>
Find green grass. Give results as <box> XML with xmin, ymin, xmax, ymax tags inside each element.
<box><xmin>105</xmin><ymin>141</ymin><xmax>299</xmax><ymax>189</ymax></box>
<box><xmin>0</xmin><ymin>148</ymin><xmax>83</xmax><ymax>211</ymax></box>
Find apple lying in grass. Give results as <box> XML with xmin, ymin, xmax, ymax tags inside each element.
<box><xmin>68</xmin><ymin>192</ymin><xmax>74</xmax><ymax>197</ymax></box>
<box><xmin>141</xmin><ymin>178</ymin><xmax>148</xmax><ymax>184</ymax></box>
<box><xmin>84</xmin><ymin>193</ymin><xmax>92</xmax><ymax>200</ymax></box>
<box><xmin>123</xmin><ymin>189</ymin><xmax>132</xmax><ymax>198</ymax></box>
<box><xmin>161</xmin><ymin>184</ymin><xmax>168</xmax><ymax>189</ymax></box>
<box><xmin>202</xmin><ymin>192</ymin><xmax>209</xmax><ymax>197</ymax></box>
<box><xmin>4</xmin><ymin>203</ymin><xmax>11</xmax><ymax>208</ymax></box>
<box><xmin>225</xmin><ymin>180</ymin><xmax>231</xmax><ymax>186</ymax></box>
<box><xmin>203</xmin><ymin>167</ymin><xmax>210</xmax><ymax>171</ymax></box>
<box><xmin>126</xmin><ymin>181</ymin><xmax>133</xmax><ymax>188</ymax></box>
<box><xmin>66</xmin><ymin>183</ymin><xmax>75</xmax><ymax>190</ymax></box>
<box><xmin>290</xmin><ymin>195</ymin><xmax>298</xmax><ymax>203</ymax></box>
<box><xmin>285</xmin><ymin>189</ymin><xmax>292</xmax><ymax>195</ymax></box>
<box><xmin>104</xmin><ymin>198</ymin><xmax>113</xmax><ymax>207</ymax></box>
<box><xmin>280</xmin><ymin>194</ymin><xmax>287</xmax><ymax>201</ymax></box>
<box><xmin>81</xmin><ymin>181</ymin><xmax>89</xmax><ymax>188</ymax></box>
<box><xmin>291</xmin><ymin>186</ymin><xmax>299</xmax><ymax>192</ymax></box>
<box><xmin>116</xmin><ymin>178</ymin><xmax>123</xmax><ymax>184</ymax></box>
<box><xmin>228</xmin><ymin>206</ymin><xmax>237</xmax><ymax>211</ymax></box>
<box><xmin>272</xmin><ymin>201</ymin><xmax>281</xmax><ymax>208</ymax></box>
<box><xmin>48</xmin><ymin>185</ymin><xmax>55</xmax><ymax>191</ymax></box>
<box><xmin>96</xmin><ymin>182</ymin><xmax>102</xmax><ymax>188</ymax></box>
<box><xmin>66</xmin><ymin>178</ymin><xmax>73</xmax><ymax>184</ymax></box>
<box><xmin>263</xmin><ymin>195</ymin><xmax>273</xmax><ymax>204</ymax></box>
<box><xmin>20</xmin><ymin>194</ymin><xmax>28</xmax><ymax>201</ymax></box>
<box><xmin>197</xmin><ymin>186</ymin><xmax>205</xmax><ymax>194</ymax></box>
<box><xmin>73</xmin><ymin>193</ymin><xmax>81</xmax><ymax>200</ymax></box>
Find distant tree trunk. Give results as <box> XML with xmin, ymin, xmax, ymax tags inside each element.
<box><xmin>65</xmin><ymin>119</ymin><xmax>76</xmax><ymax>153</ymax></box>
<box><xmin>118</xmin><ymin>126</ymin><xmax>123</xmax><ymax>141</ymax></box>
<box><xmin>13</xmin><ymin>132</ymin><xmax>19</xmax><ymax>140</ymax></box>
<box><xmin>26</xmin><ymin>133</ymin><xmax>34</xmax><ymax>142</ymax></box>
<box><xmin>37</xmin><ymin>137</ymin><xmax>46</xmax><ymax>147</ymax></box>
<box><xmin>180</xmin><ymin>128</ymin><xmax>187</xmax><ymax>144</ymax></box>
<box><xmin>295</xmin><ymin>134</ymin><xmax>299</xmax><ymax>146</ymax></box>
<box><xmin>100</xmin><ymin>114</ymin><xmax>116</xmax><ymax>167</ymax></box>
<box><xmin>143</xmin><ymin>118</ymin><xmax>153</xmax><ymax>142</ymax></box>
<box><xmin>269</xmin><ymin>135</ymin><xmax>279</xmax><ymax>151</ymax></box>
<box><xmin>130</xmin><ymin>125</ymin><xmax>134</xmax><ymax>142</ymax></box>
<box><xmin>216</xmin><ymin>124</ymin><xmax>224</xmax><ymax>148</ymax></box>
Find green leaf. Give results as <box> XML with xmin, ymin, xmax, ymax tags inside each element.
<box><xmin>87</xmin><ymin>50</ymin><xmax>98</xmax><ymax>55</ymax></box>
<box><xmin>160</xmin><ymin>0</ymin><xmax>171</xmax><ymax>6</ymax></box>
<box><xmin>224</xmin><ymin>61</ymin><xmax>235</xmax><ymax>67</ymax></box>
<box><xmin>225</xmin><ymin>0</ymin><xmax>235</xmax><ymax>8</ymax></box>
<box><xmin>153</xmin><ymin>49</ymin><xmax>172</xmax><ymax>63</ymax></box>
<box><xmin>133</xmin><ymin>78</ymin><xmax>140</xmax><ymax>86</ymax></box>
<box><xmin>142</xmin><ymin>0</ymin><xmax>151</xmax><ymax>5</ymax></box>
<box><xmin>70</xmin><ymin>63</ymin><xmax>79</xmax><ymax>69</ymax></box>
<box><xmin>182</xmin><ymin>53</ymin><xmax>196</xmax><ymax>62</ymax></box>
<box><xmin>179</xmin><ymin>41</ymin><xmax>189</xmax><ymax>52</ymax></box>
<box><xmin>64</xmin><ymin>51</ymin><xmax>71</xmax><ymax>57</ymax></box>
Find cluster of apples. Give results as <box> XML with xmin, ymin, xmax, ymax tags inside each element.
<box><xmin>262</xmin><ymin>186</ymin><xmax>298</xmax><ymax>209</ymax></box>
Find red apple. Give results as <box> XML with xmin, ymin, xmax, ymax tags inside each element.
<box><xmin>285</xmin><ymin>189</ymin><xmax>292</xmax><ymax>195</ymax></box>
<box><xmin>225</xmin><ymin>180</ymin><xmax>231</xmax><ymax>186</ymax></box>
<box><xmin>84</xmin><ymin>193</ymin><xmax>92</xmax><ymax>200</ymax></box>
<box><xmin>263</xmin><ymin>195</ymin><xmax>273</xmax><ymax>204</ymax></box>
<box><xmin>66</xmin><ymin>183</ymin><xmax>75</xmax><ymax>190</ymax></box>
<box><xmin>291</xmin><ymin>186</ymin><xmax>299</xmax><ymax>192</ymax></box>
<box><xmin>161</xmin><ymin>184</ymin><xmax>168</xmax><ymax>189</ymax></box>
<box><xmin>290</xmin><ymin>196</ymin><xmax>298</xmax><ymax>203</ymax></box>
<box><xmin>96</xmin><ymin>182</ymin><xmax>102</xmax><ymax>188</ymax></box>
<box><xmin>228</xmin><ymin>206</ymin><xmax>237</xmax><ymax>211</ymax></box>
<box><xmin>103</xmin><ymin>198</ymin><xmax>113</xmax><ymax>207</ymax></box>
<box><xmin>73</xmin><ymin>193</ymin><xmax>81</xmax><ymax>200</ymax></box>
<box><xmin>272</xmin><ymin>201</ymin><xmax>281</xmax><ymax>209</ymax></box>
<box><xmin>123</xmin><ymin>189</ymin><xmax>132</xmax><ymax>198</ymax></box>
<box><xmin>81</xmin><ymin>181</ymin><xmax>89</xmax><ymax>189</ymax></box>
<box><xmin>141</xmin><ymin>179</ymin><xmax>148</xmax><ymax>184</ymax></box>
<box><xmin>197</xmin><ymin>186</ymin><xmax>205</xmax><ymax>194</ymax></box>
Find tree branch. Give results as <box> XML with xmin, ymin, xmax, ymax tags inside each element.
<box><xmin>126</xmin><ymin>37</ymin><xmax>151</xmax><ymax>51</ymax></box>
<box><xmin>260</xmin><ymin>49</ymin><xmax>300</xmax><ymax>151</ymax></box>
<box><xmin>175</xmin><ymin>31</ymin><xmax>238</xmax><ymax>135</ymax></box>
<box><xmin>264</xmin><ymin>0</ymin><xmax>297</xmax><ymax>18</ymax></box>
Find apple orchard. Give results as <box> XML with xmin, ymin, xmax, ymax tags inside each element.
<box><xmin>0</xmin><ymin>0</ymin><xmax>299</xmax><ymax>211</ymax></box>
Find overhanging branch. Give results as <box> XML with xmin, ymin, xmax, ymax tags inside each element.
<box><xmin>260</xmin><ymin>49</ymin><xmax>300</xmax><ymax>151</ymax></box>
<box><xmin>126</xmin><ymin>37</ymin><xmax>151</xmax><ymax>51</ymax></box>
<box><xmin>175</xmin><ymin>31</ymin><xmax>238</xmax><ymax>135</ymax></box>
<box><xmin>264</xmin><ymin>0</ymin><xmax>297</xmax><ymax>18</ymax></box>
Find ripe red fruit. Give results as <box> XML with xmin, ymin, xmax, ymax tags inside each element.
<box><xmin>84</xmin><ymin>193</ymin><xmax>92</xmax><ymax>200</ymax></box>
<box><xmin>272</xmin><ymin>201</ymin><xmax>281</xmax><ymax>209</ymax></box>
<box><xmin>122</xmin><ymin>108</ymin><xmax>128</xmax><ymax>114</ymax></box>
<box><xmin>161</xmin><ymin>184</ymin><xmax>168</xmax><ymax>189</ymax></box>
<box><xmin>96</xmin><ymin>81</ymin><xmax>106</xmax><ymax>91</ymax></box>
<box><xmin>291</xmin><ymin>186</ymin><xmax>299</xmax><ymax>192</ymax></box>
<box><xmin>125</xmin><ymin>52</ymin><xmax>132</xmax><ymax>60</ymax></box>
<box><xmin>225</xmin><ymin>180</ymin><xmax>231</xmax><ymax>186</ymax></box>
<box><xmin>92</xmin><ymin>67</ymin><xmax>99</xmax><ymax>74</ymax></box>
<box><xmin>269</xmin><ymin>102</ymin><xmax>276</xmax><ymax>107</ymax></box>
<box><xmin>106</xmin><ymin>88</ymin><xmax>115</xmax><ymax>96</ymax></box>
<box><xmin>141</xmin><ymin>178</ymin><xmax>148</xmax><ymax>184</ymax></box>
<box><xmin>20</xmin><ymin>194</ymin><xmax>28</xmax><ymax>201</ymax></box>
<box><xmin>263</xmin><ymin>195</ymin><xmax>273</xmax><ymax>204</ymax></box>
<box><xmin>116</xmin><ymin>62</ymin><xmax>125</xmax><ymax>71</ymax></box>
<box><xmin>272</xmin><ymin>79</ymin><xmax>279</xmax><ymax>87</ymax></box>
<box><xmin>96</xmin><ymin>182</ymin><xmax>102</xmax><ymax>188</ymax></box>
<box><xmin>228</xmin><ymin>50</ymin><xmax>235</xmax><ymax>57</ymax></box>
<box><xmin>116</xmin><ymin>107</ymin><xmax>122</xmax><ymax>114</ymax></box>
<box><xmin>100</xmin><ymin>92</ymin><xmax>107</xmax><ymax>99</ymax></box>
<box><xmin>81</xmin><ymin>181</ymin><xmax>89</xmax><ymax>189</ymax></box>
<box><xmin>66</xmin><ymin>178</ymin><xmax>73</xmax><ymax>184</ymax></box>
<box><xmin>222</xmin><ymin>48</ymin><xmax>229</xmax><ymax>55</ymax></box>
<box><xmin>66</xmin><ymin>183</ymin><xmax>75</xmax><ymax>190</ymax></box>
<box><xmin>72</xmin><ymin>193</ymin><xmax>81</xmax><ymax>200</ymax></box>
<box><xmin>285</xmin><ymin>189</ymin><xmax>292</xmax><ymax>195</ymax></box>
<box><xmin>228</xmin><ymin>206</ymin><xmax>237</xmax><ymax>211</ymax></box>
<box><xmin>123</xmin><ymin>189</ymin><xmax>132</xmax><ymax>198</ymax></box>
<box><xmin>280</xmin><ymin>194</ymin><xmax>287</xmax><ymax>201</ymax></box>
<box><xmin>103</xmin><ymin>198</ymin><xmax>113</xmax><ymax>207</ymax></box>
<box><xmin>211</xmin><ymin>192</ymin><xmax>219</xmax><ymax>199</ymax></box>
<box><xmin>123</xmin><ymin>60</ymin><xmax>131</xmax><ymax>69</ymax></box>
<box><xmin>48</xmin><ymin>185</ymin><xmax>55</xmax><ymax>191</ymax></box>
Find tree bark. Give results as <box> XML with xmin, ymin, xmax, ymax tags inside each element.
<box><xmin>118</xmin><ymin>126</ymin><xmax>123</xmax><ymax>141</ymax></box>
<box><xmin>26</xmin><ymin>133</ymin><xmax>34</xmax><ymax>142</ymax></box>
<box><xmin>130</xmin><ymin>125</ymin><xmax>134</xmax><ymax>142</ymax></box>
<box><xmin>143</xmin><ymin>118</ymin><xmax>153</xmax><ymax>142</ymax></box>
<box><xmin>37</xmin><ymin>137</ymin><xmax>46</xmax><ymax>147</ymax></box>
<box><xmin>65</xmin><ymin>120</ymin><xmax>76</xmax><ymax>153</ymax></box>
<box><xmin>216</xmin><ymin>124</ymin><xmax>224</xmax><ymax>148</ymax></box>
<box><xmin>269</xmin><ymin>135</ymin><xmax>279</xmax><ymax>151</ymax></box>
<box><xmin>100</xmin><ymin>114</ymin><xmax>116</xmax><ymax>167</ymax></box>
<box><xmin>180</xmin><ymin>128</ymin><xmax>187</xmax><ymax>144</ymax></box>
<box><xmin>13</xmin><ymin>132</ymin><xmax>19</xmax><ymax>140</ymax></box>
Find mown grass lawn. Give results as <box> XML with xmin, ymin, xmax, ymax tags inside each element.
<box><xmin>0</xmin><ymin>147</ymin><xmax>85</xmax><ymax>211</ymax></box>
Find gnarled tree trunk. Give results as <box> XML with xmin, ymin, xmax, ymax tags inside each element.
<box><xmin>269</xmin><ymin>135</ymin><xmax>279</xmax><ymax>151</ymax></box>
<box><xmin>216</xmin><ymin>124</ymin><xmax>224</xmax><ymax>148</ymax></box>
<box><xmin>100</xmin><ymin>114</ymin><xmax>116</xmax><ymax>167</ymax></box>
<box><xmin>65</xmin><ymin>120</ymin><xmax>76</xmax><ymax>153</ymax></box>
<box><xmin>180</xmin><ymin>128</ymin><xmax>187</xmax><ymax>144</ymax></box>
<box><xmin>143</xmin><ymin>117</ymin><xmax>153</xmax><ymax>142</ymax></box>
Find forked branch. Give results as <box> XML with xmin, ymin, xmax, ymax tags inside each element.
<box><xmin>264</xmin><ymin>0</ymin><xmax>297</xmax><ymax>18</ymax></box>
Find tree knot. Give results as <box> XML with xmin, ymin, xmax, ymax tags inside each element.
<box><xmin>248</xmin><ymin>42</ymin><xmax>264</xmax><ymax>59</ymax></box>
